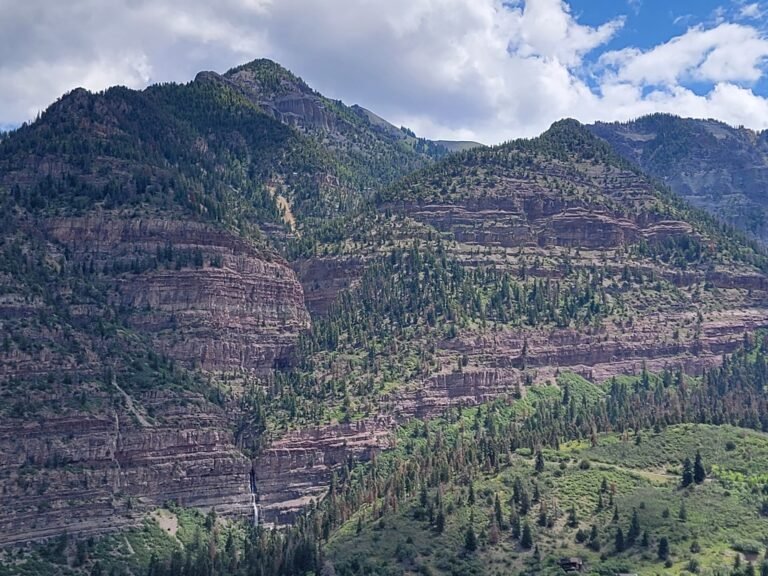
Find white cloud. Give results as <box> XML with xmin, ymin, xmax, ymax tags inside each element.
<box><xmin>599</xmin><ymin>23</ymin><xmax>768</xmax><ymax>85</ymax></box>
<box><xmin>2</xmin><ymin>0</ymin><xmax>768</xmax><ymax>142</ymax></box>
<box><xmin>739</xmin><ymin>2</ymin><xmax>765</xmax><ymax>20</ymax></box>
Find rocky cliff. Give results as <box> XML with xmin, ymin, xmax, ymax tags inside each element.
<box><xmin>0</xmin><ymin>389</ymin><xmax>251</xmax><ymax>546</ymax></box>
<box><xmin>42</xmin><ymin>215</ymin><xmax>309</xmax><ymax>373</ymax></box>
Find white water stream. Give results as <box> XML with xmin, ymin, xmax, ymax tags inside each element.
<box><xmin>249</xmin><ymin>467</ymin><xmax>260</xmax><ymax>527</ymax></box>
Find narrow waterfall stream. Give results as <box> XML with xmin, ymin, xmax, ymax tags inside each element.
<box><xmin>249</xmin><ymin>467</ymin><xmax>260</xmax><ymax>527</ymax></box>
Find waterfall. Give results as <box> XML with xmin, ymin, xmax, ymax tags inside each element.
<box><xmin>249</xmin><ymin>467</ymin><xmax>260</xmax><ymax>527</ymax></box>
<box><xmin>251</xmin><ymin>492</ymin><xmax>259</xmax><ymax>526</ymax></box>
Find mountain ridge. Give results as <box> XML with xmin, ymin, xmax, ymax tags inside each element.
<box><xmin>2</xmin><ymin>59</ymin><xmax>768</xmax><ymax>576</ymax></box>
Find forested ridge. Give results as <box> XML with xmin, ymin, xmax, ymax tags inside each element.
<box><xmin>3</xmin><ymin>59</ymin><xmax>768</xmax><ymax>576</ymax></box>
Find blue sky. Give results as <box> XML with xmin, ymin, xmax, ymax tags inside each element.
<box><xmin>572</xmin><ymin>0</ymin><xmax>752</xmax><ymax>48</ymax></box>
<box><xmin>2</xmin><ymin>0</ymin><xmax>768</xmax><ymax>142</ymax></box>
<box><xmin>572</xmin><ymin>0</ymin><xmax>768</xmax><ymax>96</ymax></box>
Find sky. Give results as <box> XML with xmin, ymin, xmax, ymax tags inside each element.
<box><xmin>3</xmin><ymin>0</ymin><xmax>768</xmax><ymax>143</ymax></box>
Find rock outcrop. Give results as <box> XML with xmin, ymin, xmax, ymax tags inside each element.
<box><xmin>43</xmin><ymin>215</ymin><xmax>309</xmax><ymax>373</ymax></box>
<box><xmin>254</xmin><ymin>418</ymin><xmax>394</xmax><ymax>524</ymax></box>
<box><xmin>0</xmin><ymin>211</ymin><xmax>310</xmax><ymax>542</ymax></box>
<box><xmin>0</xmin><ymin>390</ymin><xmax>251</xmax><ymax>546</ymax></box>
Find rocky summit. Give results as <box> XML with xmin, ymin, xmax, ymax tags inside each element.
<box><xmin>2</xmin><ymin>59</ymin><xmax>768</xmax><ymax>576</ymax></box>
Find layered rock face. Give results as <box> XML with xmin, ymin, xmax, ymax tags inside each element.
<box><xmin>0</xmin><ymin>391</ymin><xmax>251</xmax><ymax>546</ymax></box>
<box><xmin>0</xmin><ymin>211</ymin><xmax>310</xmax><ymax>542</ymax></box>
<box><xmin>39</xmin><ymin>214</ymin><xmax>310</xmax><ymax>373</ymax></box>
<box><xmin>254</xmin><ymin>418</ymin><xmax>394</xmax><ymax>524</ymax></box>
<box><xmin>392</xmin><ymin>164</ymin><xmax>692</xmax><ymax>250</ymax></box>
<box><xmin>292</xmin><ymin>256</ymin><xmax>366</xmax><ymax>316</ymax></box>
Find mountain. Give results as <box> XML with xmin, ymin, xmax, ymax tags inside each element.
<box><xmin>255</xmin><ymin>118</ymin><xmax>768</xmax><ymax>525</ymax></box>
<box><xmin>2</xmin><ymin>59</ymin><xmax>768</xmax><ymax>576</ymax></box>
<box><xmin>590</xmin><ymin>113</ymin><xmax>768</xmax><ymax>241</ymax></box>
<box><xmin>0</xmin><ymin>58</ymin><xmax>455</xmax><ymax>545</ymax></box>
<box><xmin>0</xmin><ymin>55</ymin><xmax>498</xmax><ymax>547</ymax></box>
<box><xmin>0</xmin><ymin>77</ymin><xmax>315</xmax><ymax>545</ymax></box>
<box><xmin>199</xmin><ymin>59</ymin><xmax>453</xmax><ymax>216</ymax></box>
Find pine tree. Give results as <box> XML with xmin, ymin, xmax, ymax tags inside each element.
<box><xmin>681</xmin><ymin>457</ymin><xmax>694</xmax><ymax>487</ymax></box>
<box><xmin>538</xmin><ymin>501</ymin><xmax>548</xmax><ymax>527</ymax></box>
<box><xmin>521</xmin><ymin>522</ymin><xmax>534</xmax><ymax>549</ymax></box>
<box><xmin>627</xmin><ymin>508</ymin><xmax>641</xmax><ymax>544</ymax></box>
<box><xmin>694</xmin><ymin>450</ymin><xmax>706</xmax><ymax>484</ymax></box>
<box><xmin>535</xmin><ymin>451</ymin><xmax>545</xmax><ymax>473</ymax></box>
<box><xmin>510</xmin><ymin>510</ymin><xmax>521</xmax><ymax>540</ymax></box>
<box><xmin>464</xmin><ymin>520</ymin><xmax>478</xmax><ymax>552</ymax></box>
<box><xmin>567</xmin><ymin>504</ymin><xmax>579</xmax><ymax>528</ymax></box>
<box><xmin>678</xmin><ymin>501</ymin><xmax>687</xmax><ymax>522</ymax></box>
<box><xmin>519</xmin><ymin>488</ymin><xmax>531</xmax><ymax>515</ymax></box>
<box><xmin>513</xmin><ymin>477</ymin><xmax>523</xmax><ymax>504</ymax></box>
<box><xmin>615</xmin><ymin>527</ymin><xmax>625</xmax><ymax>552</ymax></box>
<box><xmin>588</xmin><ymin>524</ymin><xmax>601</xmax><ymax>552</ymax></box>
<box><xmin>658</xmin><ymin>536</ymin><xmax>670</xmax><ymax>560</ymax></box>
<box><xmin>436</xmin><ymin>507</ymin><xmax>446</xmax><ymax>533</ymax></box>
<box><xmin>641</xmin><ymin>530</ymin><xmax>650</xmax><ymax>548</ymax></box>
<box><xmin>494</xmin><ymin>493</ymin><xmax>503</xmax><ymax>528</ymax></box>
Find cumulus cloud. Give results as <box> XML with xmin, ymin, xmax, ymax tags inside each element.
<box><xmin>2</xmin><ymin>0</ymin><xmax>768</xmax><ymax>142</ymax></box>
<box><xmin>599</xmin><ymin>23</ymin><xmax>768</xmax><ymax>85</ymax></box>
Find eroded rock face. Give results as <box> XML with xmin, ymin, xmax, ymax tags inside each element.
<box><xmin>292</xmin><ymin>256</ymin><xmax>366</xmax><ymax>316</ymax></box>
<box><xmin>254</xmin><ymin>418</ymin><xmax>394</xmax><ymax>524</ymax></box>
<box><xmin>43</xmin><ymin>215</ymin><xmax>310</xmax><ymax>373</ymax></box>
<box><xmin>0</xmin><ymin>391</ymin><xmax>250</xmax><ymax>546</ymax></box>
<box><xmin>0</xmin><ymin>212</ymin><xmax>311</xmax><ymax>543</ymax></box>
<box><xmin>392</xmin><ymin>169</ymin><xmax>692</xmax><ymax>251</ymax></box>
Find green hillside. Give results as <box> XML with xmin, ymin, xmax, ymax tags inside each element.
<box><xmin>328</xmin><ymin>423</ymin><xmax>768</xmax><ymax>576</ymax></box>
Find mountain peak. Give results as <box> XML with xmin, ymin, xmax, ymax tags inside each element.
<box><xmin>224</xmin><ymin>58</ymin><xmax>313</xmax><ymax>98</ymax></box>
<box><xmin>536</xmin><ymin>117</ymin><xmax>620</xmax><ymax>163</ymax></box>
<box><xmin>539</xmin><ymin>117</ymin><xmax>592</xmax><ymax>144</ymax></box>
